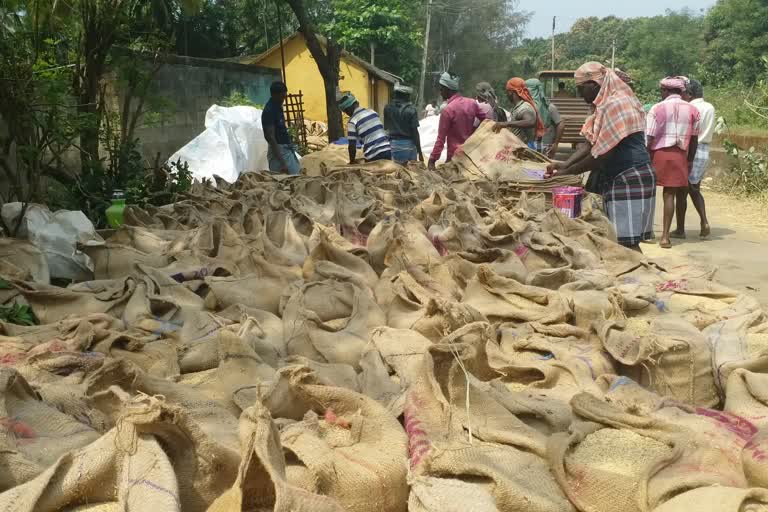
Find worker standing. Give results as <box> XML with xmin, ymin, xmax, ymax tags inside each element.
<box><xmin>384</xmin><ymin>84</ymin><xmax>423</xmax><ymax>164</ymax></box>
<box><xmin>492</xmin><ymin>77</ymin><xmax>544</xmax><ymax>148</ymax></box>
<box><xmin>262</xmin><ymin>81</ymin><xmax>300</xmax><ymax>175</ymax></box>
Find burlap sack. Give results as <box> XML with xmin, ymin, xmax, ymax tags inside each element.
<box><xmin>445</xmin><ymin>247</ymin><xmax>528</xmax><ymax>288</ymax></box>
<box><xmin>705</xmin><ymin>311</ymin><xmax>768</xmax><ymax>396</ymax></box>
<box><xmin>652</xmin><ymin>486</ymin><xmax>768</xmax><ymax>511</ymax></box>
<box><xmin>208</xmin><ymin>403</ymin><xmax>345</xmax><ymax>512</ymax></box>
<box><xmin>367</xmin><ymin>217</ymin><xmax>441</xmax><ymax>274</ymax></box>
<box><xmin>376</xmin><ymin>269</ymin><xmax>485</xmax><ymax>342</ymax></box>
<box><xmin>263</xmin><ymin>210</ymin><xmax>308</xmax><ymax>266</ymax></box>
<box><xmin>282</xmin><ymin>280</ymin><xmax>386</xmax><ymax>368</ymax></box>
<box><xmin>271</xmin><ymin>366</ymin><xmax>409</xmax><ymax>512</ymax></box>
<box><xmin>462</xmin><ymin>265</ymin><xmax>571</xmax><ymax>324</ymax></box>
<box><xmin>724</xmin><ymin>369</ymin><xmax>768</xmax><ymax>488</ymax></box>
<box><xmin>303</xmin><ymin>227</ymin><xmax>378</xmax><ymax>291</ymax></box>
<box><xmin>83</xmin><ymin>242</ymin><xmax>170</xmax><ymax>280</ymax></box>
<box><xmin>0</xmin><ymin>238</ymin><xmax>50</xmax><ymax>283</ymax></box>
<box><xmin>488</xmin><ymin>324</ymin><xmax>614</xmax><ymax>402</ymax></box>
<box><xmin>598</xmin><ymin>315</ymin><xmax>720</xmax><ymax>407</ymax></box>
<box><xmin>204</xmin><ymin>272</ymin><xmax>292</xmax><ymax>315</ymax></box>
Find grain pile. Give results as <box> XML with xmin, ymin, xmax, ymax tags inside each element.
<box><xmin>1</xmin><ymin>153</ymin><xmax>768</xmax><ymax>512</ymax></box>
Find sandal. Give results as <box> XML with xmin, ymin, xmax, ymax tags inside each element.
<box><xmin>659</xmin><ymin>240</ymin><xmax>672</xmax><ymax>249</ymax></box>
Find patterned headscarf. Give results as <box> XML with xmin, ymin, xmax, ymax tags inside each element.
<box><xmin>525</xmin><ymin>78</ymin><xmax>552</xmax><ymax>129</ymax></box>
<box><xmin>575</xmin><ymin>62</ymin><xmax>646</xmax><ymax>158</ymax></box>
<box><xmin>613</xmin><ymin>68</ymin><xmax>633</xmax><ymax>86</ymax></box>
<box><xmin>660</xmin><ymin>76</ymin><xmax>687</xmax><ymax>91</ymax></box>
<box><xmin>439</xmin><ymin>72</ymin><xmax>460</xmax><ymax>91</ymax></box>
<box><xmin>506</xmin><ymin>77</ymin><xmax>546</xmax><ymax>138</ymax></box>
<box><xmin>575</xmin><ymin>61</ymin><xmax>607</xmax><ymax>86</ymax></box>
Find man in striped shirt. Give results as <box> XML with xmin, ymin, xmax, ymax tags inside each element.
<box><xmin>338</xmin><ymin>92</ymin><xmax>391</xmax><ymax>163</ymax></box>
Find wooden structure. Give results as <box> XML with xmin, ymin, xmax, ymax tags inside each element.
<box><xmin>538</xmin><ymin>70</ymin><xmax>590</xmax><ymax>146</ymax></box>
<box><xmin>284</xmin><ymin>91</ymin><xmax>307</xmax><ymax>148</ymax></box>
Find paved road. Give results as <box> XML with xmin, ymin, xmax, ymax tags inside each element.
<box><xmin>642</xmin><ymin>190</ymin><xmax>768</xmax><ymax>306</ymax></box>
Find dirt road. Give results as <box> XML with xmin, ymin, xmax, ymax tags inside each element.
<box><xmin>642</xmin><ymin>190</ymin><xmax>768</xmax><ymax>306</ymax></box>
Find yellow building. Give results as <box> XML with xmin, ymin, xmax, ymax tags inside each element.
<box><xmin>237</xmin><ymin>32</ymin><xmax>399</xmax><ymax>122</ymax></box>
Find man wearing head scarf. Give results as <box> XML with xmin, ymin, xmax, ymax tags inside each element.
<box><xmin>682</xmin><ymin>78</ymin><xmax>715</xmax><ymax>238</ymax></box>
<box><xmin>428</xmin><ymin>72</ymin><xmax>488</xmax><ymax>170</ymax></box>
<box><xmin>544</xmin><ymin>62</ymin><xmax>655</xmax><ymax>250</ymax></box>
<box><xmin>526</xmin><ymin>78</ymin><xmax>565</xmax><ymax>157</ymax></box>
<box><xmin>646</xmin><ymin>76</ymin><xmax>701</xmax><ymax>248</ymax></box>
<box><xmin>475</xmin><ymin>82</ymin><xmax>507</xmax><ymax>122</ymax></box>
<box><xmin>338</xmin><ymin>92</ymin><xmax>391</xmax><ymax>164</ymax></box>
<box><xmin>492</xmin><ymin>78</ymin><xmax>544</xmax><ymax>147</ymax></box>
<box><xmin>384</xmin><ymin>84</ymin><xmax>423</xmax><ymax>164</ymax></box>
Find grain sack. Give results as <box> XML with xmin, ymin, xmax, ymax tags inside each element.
<box><xmin>208</xmin><ymin>403</ymin><xmax>345</xmax><ymax>512</ymax></box>
<box><xmin>462</xmin><ymin>265</ymin><xmax>571</xmax><ymax>324</ymax></box>
<box><xmin>367</xmin><ymin>216</ymin><xmax>442</xmax><ymax>274</ymax></box>
<box><xmin>303</xmin><ymin>227</ymin><xmax>378</xmax><ymax>290</ymax></box>
<box><xmin>204</xmin><ymin>272</ymin><xmax>291</xmax><ymax>315</ymax></box>
<box><xmin>82</xmin><ymin>242</ymin><xmax>171</xmax><ymax>280</ymax></box>
<box><xmin>0</xmin><ymin>393</ymin><xmax>181</xmax><ymax>511</ymax></box>
<box><xmin>724</xmin><ymin>369</ymin><xmax>768</xmax><ymax>487</ymax></box>
<box><xmin>598</xmin><ymin>315</ymin><xmax>720</xmax><ymax>407</ymax></box>
<box><xmin>273</xmin><ymin>366</ymin><xmax>409</xmax><ymax>512</ymax></box>
<box><xmin>705</xmin><ymin>311</ymin><xmax>768</xmax><ymax>395</ymax></box>
<box><xmin>445</xmin><ymin>248</ymin><xmax>528</xmax><ymax>288</ymax></box>
<box><xmin>488</xmin><ymin>325</ymin><xmax>614</xmax><ymax>402</ymax></box>
<box><xmin>376</xmin><ymin>269</ymin><xmax>484</xmax><ymax>342</ymax></box>
<box><xmin>263</xmin><ymin>211</ymin><xmax>309</xmax><ymax>266</ymax></box>
<box><xmin>0</xmin><ymin>238</ymin><xmax>50</xmax><ymax>283</ymax></box>
<box><xmin>652</xmin><ymin>486</ymin><xmax>768</xmax><ymax>512</ymax></box>
<box><xmin>282</xmin><ymin>280</ymin><xmax>385</xmax><ymax>368</ymax></box>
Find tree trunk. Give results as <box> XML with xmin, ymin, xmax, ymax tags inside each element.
<box><xmin>284</xmin><ymin>0</ymin><xmax>344</xmax><ymax>142</ymax></box>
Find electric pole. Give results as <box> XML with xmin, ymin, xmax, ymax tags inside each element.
<box><xmin>418</xmin><ymin>0</ymin><xmax>433</xmax><ymax>112</ymax></box>
<box><xmin>551</xmin><ymin>16</ymin><xmax>556</xmax><ymax>95</ymax></box>
<box><xmin>611</xmin><ymin>39</ymin><xmax>616</xmax><ymax>69</ymax></box>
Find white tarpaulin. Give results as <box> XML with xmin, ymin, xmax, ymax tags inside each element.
<box><xmin>169</xmin><ymin>105</ymin><xmax>270</xmax><ymax>184</ymax></box>
<box><xmin>417</xmin><ymin>107</ymin><xmax>508</xmax><ymax>164</ymax></box>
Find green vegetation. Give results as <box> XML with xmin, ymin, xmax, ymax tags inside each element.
<box><xmin>221</xmin><ymin>91</ymin><xmax>263</xmax><ymax>109</ymax></box>
<box><xmin>0</xmin><ymin>279</ymin><xmax>37</xmax><ymax>326</ymax></box>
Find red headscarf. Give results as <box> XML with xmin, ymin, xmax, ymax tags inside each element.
<box><xmin>506</xmin><ymin>77</ymin><xmax>546</xmax><ymax>138</ymax></box>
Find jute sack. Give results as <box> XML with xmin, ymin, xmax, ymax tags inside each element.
<box><xmin>0</xmin><ymin>238</ymin><xmax>50</xmax><ymax>283</ymax></box>
<box><xmin>575</xmin><ymin>231</ymin><xmax>647</xmax><ymax>277</ymax></box>
<box><xmin>303</xmin><ymin>227</ymin><xmax>378</xmax><ymax>291</ymax></box>
<box><xmin>724</xmin><ymin>369</ymin><xmax>768</xmax><ymax>487</ymax></box>
<box><xmin>273</xmin><ymin>366</ymin><xmax>409</xmax><ymax>512</ymax></box>
<box><xmin>652</xmin><ymin>486</ymin><xmax>768</xmax><ymax>512</ymax></box>
<box><xmin>357</xmin><ymin>347</ymin><xmax>403</xmax><ymax>410</ymax></box>
<box><xmin>0</xmin><ymin>369</ymin><xmax>100</xmax><ymax>491</ymax></box>
<box><xmin>0</xmin><ymin>419</ymin><xmax>181</xmax><ymax>511</ymax></box>
<box><xmin>83</xmin><ymin>242</ymin><xmax>170</xmax><ymax>280</ymax></box>
<box><xmin>263</xmin><ymin>210</ymin><xmax>309</xmax><ymax>266</ymax></box>
<box><xmin>282</xmin><ymin>280</ymin><xmax>386</xmax><ymax>368</ymax></box>
<box><xmin>461</xmin><ymin>265</ymin><xmax>571</xmax><ymax>324</ymax></box>
<box><xmin>444</xmin><ymin>248</ymin><xmax>528</xmax><ymax>288</ymax></box>
<box><xmin>376</xmin><ymin>269</ymin><xmax>485</xmax><ymax>342</ymax></box>
<box><xmin>704</xmin><ymin>311</ymin><xmax>768</xmax><ymax>396</ymax></box>
<box><xmin>207</xmin><ymin>403</ymin><xmax>345</xmax><ymax>512</ymax></box>
<box><xmin>204</xmin><ymin>272</ymin><xmax>293</xmax><ymax>315</ymax></box>
<box><xmin>370</xmin><ymin>327</ymin><xmax>433</xmax><ymax>388</ymax></box>
<box><xmin>598</xmin><ymin>315</ymin><xmax>720</xmax><ymax>408</ymax></box>
<box><xmin>487</xmin><ymin>324</ymin><xmax>613</xmax><ymax>403</ymax></box>
<box><xmin>367</xmin><ymin>217</ymin><xmax>442</xmax><ymax>274</ymax></box>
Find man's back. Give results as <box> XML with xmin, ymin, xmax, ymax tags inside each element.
<box><xmin>384</xmin><ymin>100</ymin><xmax>418</xmax><ymax>140</ymax></box>
<box><xmin>347</xmin><ymin>106</ymin><xmax>391</xmax><ymax>160</ymax></box>
<box><xmin>691</xmin><ymin>98</ymin><xmax>716</xmax><ymax>144</ymax></box>
<box><xmin>647</xmin><ymin>95</ymin><xmax>700</xmax><ymax>151</ymax></box>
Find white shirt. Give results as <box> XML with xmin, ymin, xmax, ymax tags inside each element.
<box><xmin>691</xmin><ymin>98</ymin><xmax>716</xmax><ymax>144</ymax></box>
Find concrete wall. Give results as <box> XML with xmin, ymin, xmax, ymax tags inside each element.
<box><xmin>115</xmin><ymin>55</ymin><xmax>281</xmax><ymax>160</ymax></box>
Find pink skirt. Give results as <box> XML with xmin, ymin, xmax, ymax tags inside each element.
<box><xmin>652</xmin><ymin>147</ymin><xmax>689</xmax><ymax>187</ymax></box>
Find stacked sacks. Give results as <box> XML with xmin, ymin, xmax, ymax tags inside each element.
<box><xmin>0</xmin><ymin>162</ymin><xmax>767</xmax><ymax>511</ymax></box>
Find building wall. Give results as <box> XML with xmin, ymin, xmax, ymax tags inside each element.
<box><xmin>124</xmin><ymin>55</ymin><xmax>280</xmax><ymax>160</ymax></box>
<box><xmin>376</xmin><ymin>79</ymin><xmax>392</xmax><ymax>116</ymax></box>
<box><xmin>257</xmin><ymin>35</ymin><xmax>385</xmax><ymax>122</ymax></box>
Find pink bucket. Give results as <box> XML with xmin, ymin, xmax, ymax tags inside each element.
<box><xmin>552</xmin><ymin>186</ymin><xmax>584</xmax><ymax>218</ymax></box>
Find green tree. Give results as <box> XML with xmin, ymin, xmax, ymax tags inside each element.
<box><xmin>702</xmin><ymin>0</ymin><xmax>768</xmax><ymax>84</ymax></box>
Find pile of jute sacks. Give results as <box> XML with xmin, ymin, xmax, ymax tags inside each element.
<box><xmin>2</xmin><ymin>134</ymin><xmax>768</xmax><ymax>512</ymax></box>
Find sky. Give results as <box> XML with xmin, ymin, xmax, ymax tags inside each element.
<box><xmin>518</xmin><ymin>0</ymin><xmax>716</xmax><ymax>38</ymax></box>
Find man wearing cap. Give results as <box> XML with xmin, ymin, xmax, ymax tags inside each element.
<box><xmin>262</xmin><ymin>81</ymin><xmax>300</xmax><ymax>175</ymax></box>
<box><xmin>384</xmin><ymin>84</ymin><xmax>423</xmax><ymax>164</ymax></box>
<box><xmin>646</xmin><ymin>76</ymin><xmax>701</xmax><ymax>248</ymax></box>
<box><xmin>338</xmin><ymin>92</ymin><xmax>391</xmax><ymax>164</ymax></box>
<box><xmin>428</xmin><ymin>72</ymin><xmax>488</xmax><ymax>170</ymax></box>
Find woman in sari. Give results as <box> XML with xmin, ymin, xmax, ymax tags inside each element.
<box><xmin>545</xmin><ymin>62</ymin><xmax>656</xmax><ymax>250</ymax></box>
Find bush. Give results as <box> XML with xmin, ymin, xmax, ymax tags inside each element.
<box><xmin>722</xmin><ymin>140</ymin><xmax>768</xmax><ymax>196</ymax></box>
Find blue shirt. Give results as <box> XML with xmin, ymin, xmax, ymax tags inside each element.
<box><xmin>347</xmin><ymin>107</ymin><xmax>390</xmax><ymax>160</ymax></box>
<box><xmin>261</xmin><ymin>98</ymin><xmax>291</xmax><ymax>144</ymax></box>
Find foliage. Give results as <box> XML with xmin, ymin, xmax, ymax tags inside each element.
<box><xmin>221</xmin><ymin>90</ymin><xmax>263</xmax><ymax>108</ymax></box>
<box><xmin>0</xmin><ymin>304</ymin><xmax>38</xmax><ymax>326</ymax></box>
<box><xmin>722</xmin><ymin>140</ymin><xmax>768</xmax><ymax>196</ymax></box>
<box><xmin>0</xmin><ymin>279</ymin><xmax>38</xmax><ymax>326</ymax></box>
<box><xmin>702</xmin><ymin>0</ymin><xmax>768</xmax><ymax>84</ymax></box>
<box><xmin>321</xmin><ymin>0</ymin><xmax>422</xmax><ymax>83</ymax></box>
